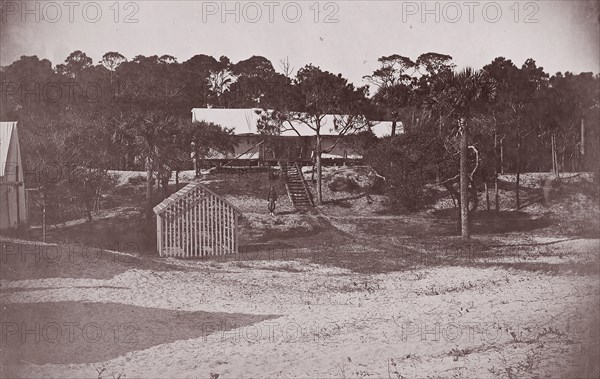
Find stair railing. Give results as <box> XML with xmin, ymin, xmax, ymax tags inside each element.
<box><xmin>278</xmin><ymin>161</ymin><xmax>295</xmax><ymax>206</ymax></box>
<box><xmin>295</xmin><ymin>162</ymin><xmax>315</xmax><ymax>206</ymax></box>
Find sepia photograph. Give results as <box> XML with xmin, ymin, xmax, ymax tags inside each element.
<box><xmin>1</xmin><ymin>0</ymin><xmax>599</xmax><ymax>377</ymax></box>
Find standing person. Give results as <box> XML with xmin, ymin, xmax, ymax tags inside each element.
<box><xmin>267</xmin><ymin>185</ymin><xmax>278</xmax><ymax>216</ymax></box>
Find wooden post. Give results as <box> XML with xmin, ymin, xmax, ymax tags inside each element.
<box><xmin>580</xmin><ymin>118</ymin><xmax>585</xmax><ymax>171</ymax></box>
<box><xmin>485</xmin><ymin>181</ymin><xmax>490</xmax><ymax>211</ymax></box>
<box><xmin>169</xmin><ymin>211</ymin><xmax>173</xmax><ymax>256</ymax></box>
<box><xmin>210</xmin><ymin>195</ymin><xmax>214</xmax><ymax>256</ymax></box>
<box><xmin>42</xmin><ymin>190</ymin><xmax>47</xmax><ymax>243</ymax></box>
<box><xmin>494</xmin><ymin>176</ymin><xmax>499</xmax><ymax>212</ymax></box>
<box><xmin>156</xmin><ymin>214</ymin><xmax>162</xmax><ymax>256</ymax></box>
<box><xmin>234</xmin><ymin>213</ymin><xmax>239</xmax><ymax>255</ymax></box>
<box><xmin>193</xmin><ymin>190</ymin><xmax>197</xmax><ymax>257</ymax></box>
<box><xmin>229</xmin><ymin>206</ymin><xmax>233</xmax><ymax>254</ymax></box>
<box><xmin>15</xmin><ymin>165</ymin><xmax>20</xmax><ymax>225</ymax></box>
<box><xmin>185</xmin><ymin>196</ymin><xmax>189</xmax><ymax>257</ymax></box>
<box><xmin>201</xmin><ymin>190</ymin><xmax>205</xmax><ymax>257</ymax></box>
<box><xmin>218</xmin><ymin>199</ymin><xmax>222</xmax><ymax>255</ymax></box>
<box><xmin>459</xmin><ymin>119</ymin><xmax>470</xmax><ymax>239</ymax></box>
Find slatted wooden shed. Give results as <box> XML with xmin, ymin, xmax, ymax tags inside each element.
<box><xmin>153</xmin><ymin>181</ymin><xmax>242</xmax><ymax>257</ymax></box>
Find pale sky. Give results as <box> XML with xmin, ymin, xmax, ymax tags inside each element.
<box><xmin>1</xmin><ymin>0</ymin><xmax>599</xmax><ymax>86</ymax></box>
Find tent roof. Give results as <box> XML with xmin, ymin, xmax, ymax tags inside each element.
<box><xmin>0</xmin><ymin>121</ymin><xmax>18</xmax><ymax>177</ymax></box>
<box><xmin>191</xmin><ymin>108</ymin><xmax>399</xmax><ymax>138</ymax></box>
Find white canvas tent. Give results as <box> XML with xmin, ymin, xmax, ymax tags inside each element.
<box><xmin>0</xmin><ymin>122</ymin><xmax>27</xmax><ymax>229</ymax></box>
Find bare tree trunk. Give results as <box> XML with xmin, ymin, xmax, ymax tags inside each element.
<box><xmin>500</xmin><ymin>137</ymin><xmax>505</xmax><ymax>174</ymax></box>
<box><xmin>460</xmin><ymin>119</ymin><xmax>470</xmax><ymax>239</ymax></box>
<box><xmin>516</xmin><ymin>128</ymin><xmax>521</xmax><ymax>210</ymax></box>
<box><xmin>494</xmin><ymin>176</ymin><xmax>500</xmax><ymax>212</ymax></box>
<box><xmin>485</xmin><ymin>181</ymin><xmax>490</xmax><ymax>211</ymax></box>
<box><xmin>551</xmin><ymin>132</ymin><xmax>556</xmax><ymax>175</ymax></box>
<box><xmin>494</xmin><ymin>130</ymin><xmax>500</xmax><ymax>212</ymax></box>
<box><xmin>42</xmin><ymin>190</ymin><xmax>47</xmax><ymax>243</ymax></box>
<box><xmin>146</xmin><ymin>157</ymin><xmax>154</xmax><ymax>222</ymax></box>
<box><xmin>551</xmin><ymin>132</ymin><xmax>559</xmax><ymax>178</ymax></box>
<box><xmin>580</xmin><ymin>117</ymin><xmax>585</xmax><ymax>171</ymax></box>
<box><xmin>316</xmin><ymin>135</ymin><xmax>323</xmax><ymax>205</ymax></box>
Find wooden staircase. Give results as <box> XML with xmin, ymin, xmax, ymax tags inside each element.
<box><xmin>280</xmin><ymin>161</ymin><xmax>314</xmax><ymax>209</ymax></box>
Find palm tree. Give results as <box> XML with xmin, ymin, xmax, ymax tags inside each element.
<box><xmin>430</xmin><ymin>68</ymin><xmax>496</xmax><ymax>239</ymax></box>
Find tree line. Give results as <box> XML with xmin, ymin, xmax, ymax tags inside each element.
<box><xmin>1</xmin><ymin>51</ymin><xmax>598</xmax><ymax>236</ymax></box>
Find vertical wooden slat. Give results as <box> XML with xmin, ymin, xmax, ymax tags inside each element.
<box><xmin>233</xmin><ymin>211</ymin><xmax>236</xmax><ymax>256</ymax></box>
<box><xmin>196</xmin><ymin>189</ymin><xmax>200</xmax><ymax>257</ymax></box>
<box><xmin>189</xmin><ymin>191</ymin><xmax>193</xmax><ymax>257</ymax></box>
<box><xmin>209</xmin><ymin>194</ymin><xmax>213</xmax><ymax>256</ymax></box>
<box><xmin>206</xmin><ymin>194</ymin><xmax>210</xmax><ymax>256</ymax></box>
<box><xmin>192</xmin><ymin>189</ymin><xmax>197</xmax><ymax>257</ymax></box>
<box><xmin>174</xmin><ymin>203</ymin><xmax>178</xmax><ymax>257</ymax></box>
<box><xmin>165</xmin><ymin>213</ymin><xmax>168</xmax><ymax>256</ymax></box>
<box><xmin>213</xmin><ymin>195</ymin><xmax>217</xmax><ymax>256</ymax></box>
<box><xmin>219</xmin><ymin>199</ymin><xmax>225</xmax><ymax>255</ymax></box>
<box><xmin>191</xmin><ymin>194</ymin><xmax>195</xmax><ymax>257</ymax></box>
<box><xmin>221</xmin><ymin>200</ymin><xmax>225</xmax><ymax>255</ymax></box>
<box><xmin>170</xmin><ymin>211</ymin><xmax>173</xmax><ymax>256</ymax></box>
<box><xmin>183</xmin><ymin>198</ymin><xmax>186</xmax><ymax>257</ymax></box>
<box><xmin>177</xmin><ymin>200</ymin><xmax>181</xmax><ymax>257</ymax></box>
<box><xmin>173</xmin><ymin>204</ymin><xmax>177</xmax><ymax>257</ymax></box>
<box><xmin>218</xmin><ymin>198</ymin><xmax>222</xmax><ymax>256</ymax></box>
<box><xmin>225</xmin><ymin>205</ymin><xmax>229</xmax><ymax>255</ymax></box>
<box><xmin>237</xmin><ymin>212</ymin><xmax>240</xmax><ymax>255</ymax></box>
<box><xmin>205</xmin><ymin>191</ymin><xmax>209</xmax><ymax>257</ymax></box>
<box><xmin>230</xmin><ymin>206</ymin><xmax>233</xmax><ymax>254</ymax></box>
<box><xmin>214</xmin><ymin>197</ymin><xmax>218</xmax><ymax>256</ymax></box>
<box><xmin>225</xmin><ymin>202</ymin><xmax>229</xmax><ymax>255</ymax></box>
<box><xmin>181</xmin><ymin>199</ymin><xmax>185</xmax><ymax>257</ymax></box>
<box><xmin>172</xmin><ymin>209</ymin><xmax>175</xmax><ymax>256</ymax></box>
<box><xmin>181</xmin><ymin>199</ymin><xmax>184</xmax><ymax>257</ymax></box>
<box><xmin>227</xmin><ymin>206</ymin><xmax>231</xmax><ymax>255</ymax></box>
<box><xmin>180</xmin><ymin>200</ymin><xmax>183</xmax><ymax>257</ymax></box>
<box><xmin>183</xmin><ymin>197</ymin><xmax>187</xmax><ymax>257</ymax></box>
<box><xmin>202</xmin><ymin>190</ymin><xmax>206</xmax><ymax>257</ymax></box>
<box><xmin>166</xmin><ymin>212</ymin><xmax>170</xmax><ymax>256</ymax></box>
<box><xmin>187</xmin><ymin>195</ymin><xmax>191</xmax><ymax>257</ymax></box>
<box><xmin>204</xmin><ymin>194</ymin><xmax>208</xmax><ymax>257</ymax></box>
<box><xmin>216</xmin><ymin>195</ymin><xmax>219</xmax><ymax>256</ymax></box>
<box><xmin>163</xmin><ymin>214</ymin><xmax>167</xmax><ymax>256</ymax></box>
<box><xmin>200</xmin><ymin>190</ymin><xmax>204</xmax><ymax>257</ymax></box>
<box><xmin>156</xmin><ymin>214</ymin><xmax>162</xmax><ymax>256</ymax></box>
<box><xmin>197</xmin><ymin>190</ymin><xmax>201</xmax><ymax>257</ymax></box>
<box><xmin>214</xmin><ymin>195</ymin><xmax>217</xmax><ymax>256</ymax></box>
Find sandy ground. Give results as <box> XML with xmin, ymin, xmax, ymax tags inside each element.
<box><xmin>1</xmin><ymin>168</ymin><xmax>599</xmax><ymax>378</ymax></box>
<box><xmin>1</xmin><ymin>235</ymin><xmax>599</xmax><ymax>378</ymax></box>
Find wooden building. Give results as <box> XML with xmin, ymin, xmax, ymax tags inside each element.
<box><xmin>191</xmin><ymin>108</ymin><xmax>398</xmax><ymax>166</ymax></box>
<box><xmin>0</xmin><ymin>122</ymin><xmax>27</xmax><ymax>230</ymax></box>
<box><xmin>153</xmin><ymin>181</ymin><xmax>242</xmax><ymax>257</ymax></box>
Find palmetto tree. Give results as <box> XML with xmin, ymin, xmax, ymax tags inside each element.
<box><xmin>429</xmin><ymin>68</ymin><xmax>496</xmax><ymax>239</ymax></box>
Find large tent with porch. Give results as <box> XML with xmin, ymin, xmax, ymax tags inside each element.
<box><xmin>191</xmin><ymin>108</ymin><xmax>399</xmax><ymax>165</ymax></box>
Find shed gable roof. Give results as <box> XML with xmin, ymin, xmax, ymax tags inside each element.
<box><xmin>153</xmin><ymin>181</ymin><xmax>242</xmax><ymax>215</ymax></box>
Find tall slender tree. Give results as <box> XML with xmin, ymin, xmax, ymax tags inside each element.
<box><xmin>429</xmin><ymin>68</ymin><xmax>496</xmax><ymax>239</ymax></box>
